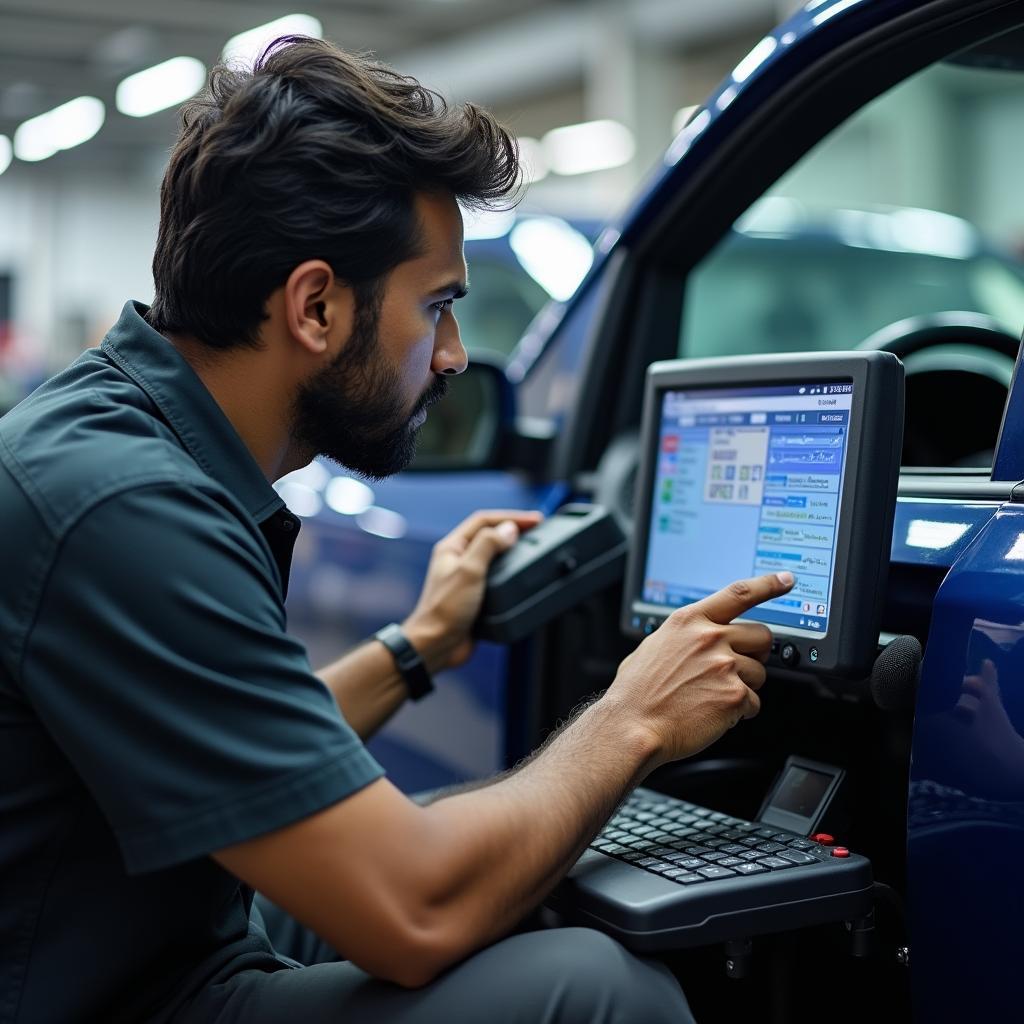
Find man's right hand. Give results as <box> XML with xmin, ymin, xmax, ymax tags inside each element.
<box><xmin>605</xmin><ymin>571</ymin><xmax>796</xmax><ymax>767</ymax></box>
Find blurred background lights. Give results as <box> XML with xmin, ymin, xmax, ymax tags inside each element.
<box><xmin>542</xmin><ymin>119</ymin><xmax>635</xmax><ymax>176</ymax></box>
<box><xmin>509</xmin><ymin>217</ymin><xmax>594</xmax><ymax>301</ymax></box>
<box><xmin>0</xmin><ymin>136</ymin><xmax>11</xmax><ymax>176</ymax></box>
<box><xmin>460</xmin><ymin>204</ymin><xmax>516</xmax><ymax>241</ymax></box>
<box><xmin>357</xmin><ymin>506</ymin><xmax>407</xmax><ymax>539</ymax></box>
<box><xmin>325</xmin><ymin>476</ymin><xmax>376</xmax><ymax>516</ymax></box>
<box><xmin>222</xmin><ymin>14</ymin><xmax>323</xmax><ymax>67</ymax></box>
<box><xmin>276</xmin><ymin>481</ymin><xmax>323</xmax><ymax>518</ymax></box>
<box><xmin>517</xmin><ymin>136</ymin><xmax>549</xmax><ymax>184</ymax></box>
<box><xmin>116</xmin><ymin>57</ymin><xmax>207</xmax><ymax>118</ymax></box>
<box><xmin>14</xmin><ymin>97</ymin><xmax>105</xmax><ymax>162</ymax></box>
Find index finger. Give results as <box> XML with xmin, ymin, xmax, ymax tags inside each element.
<box><xmin>441</xmin><ymin>509</ymin><xmax>543</xmax><ymax>550</ymax></box>
<box><xmin>695</xmin><ymin>572</ymin><xmax>796</xmax><ymax>624</ymax></box>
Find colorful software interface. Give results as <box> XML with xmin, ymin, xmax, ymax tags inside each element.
<box><xmin>642</xmin><ymin>381</ymin><xmax>853</xmax><ymax>635</ymax></box>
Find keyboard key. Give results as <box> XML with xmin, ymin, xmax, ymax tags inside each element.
<box><xmin>719</xmin><ymin>844</ymin><xmax>745</xmax><ymax>854</ymax></box>
<box><xmin>718</xmin><ymin>830</ymin><xmax>743</xmax><ymax>840</ymax></box>
<box><xmin>708</xmin><ymin>812</ymin><xmax>729</xmax><ymax>822</ymax></box>
<box><xmin>755</xmin><ymin>828</ymin><xmax>778</xmax><ymax>838</ymax></box>
<box><xmin>755</xmin><ymin>842</ymin><xmax>786</xmax><ymax>853</ymax></box>
<box><xmin>757</xmin><ymin>857</ymin><xmax>794</xmax><ymax>870</ymax></box>
<box><xmin>637</xmin><ymin>857</ymin><xmax>661</xmax><ymax>867</ymax></box>
<box><xmin>770</xmin><ymin>833</ymin><xmax>794</xmax><ymax>842</ymax></box>
<box><xmin>684</xmin><ymin>846</ymin><xmax>712</xmax><ymax>856</ymax></box>
<box><xmin>787</xmin><ymin>839</ymin><xmax>817</xmax><ymax>850</ymax></box>
<box><xmin>659</xmin><ymin>867</ymin><xmax>686</xmax><ymax>878</ymax></box>
<box><xmin>602</xmin><ymin>844</ymin><xmax>627</xmax><ymax>854</ymax></box>
<box><xmin>692</xmin><ymin>807</ymin><xmax>712</xmax><ymax>818</ymax></box>
<box><xmin>733</xmin><ymin>862</ymin><xmax>767</xmax><ymax>875</ymax></box>
<box><xmin>673</xmin><ymin>873</ymin><xmax>710</xmax><ymax>884</ymax></box>
<box><xmin>697</xmin><ymin>865</ymin><xmax>737</xmax><ymax>879</ymax></box>
<box><xmin>779</xmin><ymin>850</ymin><xmax>817</xmax><ymax>865</ymax></box>
<box><xmin>701</xmin><ymin>851</ymin><xmax>730</xmax><ymax>862</ymax></box>
<box><xmin>676</xmin><ymin>858</ymin><xmax>707</xmax><ymax>870</ymax></box>
<box><xmin>717</xmin><ymin>857</ymin><xmax>744</xmax><ymax>867</ymax></box>
<box><xmin>739</xmin><ymin>850</ymin><xmax>762</xmax><ymax>861</ymax></box>
<box><xmin>621</xmin><ymin>851</ymin><xmax>647</xmax><ymax>863</ymax></box>
<box><xmin>738</xmin><ymin>837</ymin><xmax>762</xmax><ymax>848</ymax></box>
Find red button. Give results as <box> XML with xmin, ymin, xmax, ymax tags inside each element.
<box><xmin>812</xmin><ymin>833</ymin><xmax>835</xmax><ymax>845</ymax></box>
<box><xmin>831</xmin><ymin>847</ymin><xmax>850</xmax><ymax>858</ymax></box>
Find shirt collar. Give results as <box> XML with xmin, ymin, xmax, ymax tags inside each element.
<box><xmin>100</xmin><ymin>301</ymin><xmax>285</xmax><ymax>524</ymax></box>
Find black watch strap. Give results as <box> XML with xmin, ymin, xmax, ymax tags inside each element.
<box><xmin>374</xmin><ymin>623</ymin><xmax>434</xmax><ymax>702</ymax></box>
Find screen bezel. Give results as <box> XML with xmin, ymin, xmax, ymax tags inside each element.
<box><xmin>757</xmin><ymin>755</ymin><xmax>846</xmax><ymax>835</ymax></box>
<box><xmin>621</xmin><ymin>352</ymin><xmax>903</xmax><ymax>678</ymax></box>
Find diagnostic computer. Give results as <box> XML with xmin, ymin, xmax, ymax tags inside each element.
<box><xmin>547</xmin><ymin>352</ymin><xmax>904</xmax><ymax>954</ymax></box>
<box><xmin>623</xmin><ymin>352</ymin><xmax>904</xmax><ymax>678</ymax></box>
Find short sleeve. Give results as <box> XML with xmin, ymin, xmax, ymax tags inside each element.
<box><xmin>21</xmin><ymin>483</ymin><xmax>383</xmax><ymax>874</ymax></box>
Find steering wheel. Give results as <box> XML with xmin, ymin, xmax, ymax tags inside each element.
<box><xmin>857</xmin><ymin>311</ymin><xmax>1021</xmax><ymax>467</ymax></box>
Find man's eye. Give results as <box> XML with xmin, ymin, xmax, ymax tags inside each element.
<box><xmin>431</xmin><ymin>298</ymin><xmax>455</xmax><ymax>314</ymax></box>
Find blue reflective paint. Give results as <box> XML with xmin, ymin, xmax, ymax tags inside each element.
<box><xmin>909</xmin><ymin>503</ymin><xmax>1024</xmax><ymax>1019</ymax></box>
<box><xmin>890</xmin><ymin>499</ymin><xmax>998</xmax><ymax>567</ymax></box>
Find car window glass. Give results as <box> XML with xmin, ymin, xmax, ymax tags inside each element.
<box><xmin>458</xmin><ymin>255</ymin><xmax>549</xmax><ymax>360</ymax></box>
<box><xmin>681</xmin><ymin>61</ymin><xmax>1024</xmax><ymax>358</ymax></box>
<box><xmin>679</xmin><ymin>58</ymin><xmax>1024</xmax><ymax>467</ymax></box>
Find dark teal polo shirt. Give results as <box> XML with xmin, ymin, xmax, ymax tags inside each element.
<box><xmin>0</xmin><ymin>301</ymin><xmax>384</xmax><ymax>1022</ymax></box>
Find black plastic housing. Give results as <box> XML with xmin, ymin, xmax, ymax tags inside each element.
<box><xmin>622</xmin><ymin>352</ymin><xmax>905</xmax><ymax>679</ymax></box>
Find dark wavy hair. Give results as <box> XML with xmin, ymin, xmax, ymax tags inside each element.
<box><xmin>146</xmin><ymin>37</ymin><xmax>521</xmax><ymax>349</ymax></box>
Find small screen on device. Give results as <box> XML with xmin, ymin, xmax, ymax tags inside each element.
<box><xmin>770</xmin><ymin>766</ymin><xmax>833</xmax><ymax>817</ymax></box>
<box><xmin>641</xmin><ymin>381</ymin><xmax>853</xmax><ymax>637</ymax></box>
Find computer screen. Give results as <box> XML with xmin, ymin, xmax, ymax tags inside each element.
<box><xmin>640</xmin><ymin>381</ymin><xmax>854</xmax><ymax>638</ymax></box>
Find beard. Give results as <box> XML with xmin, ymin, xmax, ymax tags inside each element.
<box><xmin>290</xmin><ymin>296</ymin><xmax>448</xmax><ymax>480</ymax></box>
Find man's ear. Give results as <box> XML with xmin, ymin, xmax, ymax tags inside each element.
<box><xmin>283</xmin><ymin>260</ymin><xmax>356</xmax><ymax>357</ymax></box>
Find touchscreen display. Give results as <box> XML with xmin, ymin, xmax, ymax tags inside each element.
<box><xmin>641</xmin><ymin>381</ymin><xmax>853</xmax><ymax>636</ymax></box>
<box><xmin>771</xmin><ymin>766</ymin><xmax>832</xmax><ymax>817</ymax></box>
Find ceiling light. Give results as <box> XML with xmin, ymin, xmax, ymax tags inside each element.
<box><xmin>542</xmin><ymin>119</ymin><xmax>635</xmax><ymax>176</ymax></box>
<box><xmin>116</xmin><ymin>56</ymin><xmax>207</xmax><ymax>118</ymax></box>
<box><xmin>14</xmin><ymin>97</ymin><xmax>105</xmax><ymax>162</ymax></box>
<box><xmin>222</xmin><ymin>14</ymin><xmax>323</xmax><ymax>67</ymax></box>
<box><xmin>460</xmin><ymin>203</ymin><xmax>515</xmax><ymax>241</ymax></box>
<box><xmin>0</xmin><ymin>136</ymin><xmax>11</xmax><ymax>176</ymax></box>
<box><xmin>357</xmin><ymin>506</ymin><xmax>407</xmax><ymax>539</ymax></box>
<box><xmin>276</xmin><ymin>481</ymin><xmax>322</xmax><ymax>518</ymax></box>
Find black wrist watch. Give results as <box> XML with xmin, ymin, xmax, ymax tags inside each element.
<box><xmin>374</xmin><ymin>622</ymin><xmax>434</xmax><ymax>701</ymax></box>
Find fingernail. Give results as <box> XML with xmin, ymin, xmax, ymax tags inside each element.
<box><xmin>498</xmin><ymin>521</ymin><xmax>519</xmax><ymax>543</ymax></box>
<box><xmin>776</xmin><ymin>571</ymin><xmax>795</xmax><ymax>586</ymax></box>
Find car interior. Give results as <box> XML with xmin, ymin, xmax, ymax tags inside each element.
<box><xmin>485</xmin><ymin>12</ymin><xmax>1024</xmax><ymax>1022</ymax></box>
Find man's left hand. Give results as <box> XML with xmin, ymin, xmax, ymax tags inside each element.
<box><xmin>403</xmin><ymin>509</ymin><xmax>543</xmax><ymax>671</ymax></box>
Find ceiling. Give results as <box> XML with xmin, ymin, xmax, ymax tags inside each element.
<box><xmin>0</xmin><ymin>0</ymin><xmax>560</xmax><ymax>162</ymax></box>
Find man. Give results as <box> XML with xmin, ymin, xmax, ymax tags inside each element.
<box><xmin>0</xmin><ymin>37</ymin><xmax>794</xmax><ymax>1022</ymax></box>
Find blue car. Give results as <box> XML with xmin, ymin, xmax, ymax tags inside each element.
<box><xmin>287</xmin><ymin>2</ymin><xmax>1024</xmax><ymax>1019</ymax></box>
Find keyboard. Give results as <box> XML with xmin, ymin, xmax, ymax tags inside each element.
<box><xmin>546</xmin><ymin>787</ymin><xmax>874</xmax><ymax>952</ymax></box>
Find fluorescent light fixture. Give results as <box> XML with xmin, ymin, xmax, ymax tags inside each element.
<box><xmin>510</xmin><ymin>217</ymin><xmax>594</xmax><ymax>301</ymax></box>
<box><xmin>276</xmin><ymin>481</ymin><xmax>322</xmax><ymax>518</ymax></box>
<box><xmin>0</xmin><ymin>135</ymin><xmax>11</xmax><ymax>176</ymax></box>
<box><xmin>460</xmin><ymin>203</ymin><xmax>515</xmax><ymax>241</ymax></box>
<box><xmin>906</xmin><ymin>519</ymin><xmax>971</xmax><ymax>550</ymax></box>
<box><xmin>542</xmin><ymin>119</ymin><xmax>635</xmax><ymax>176</ymax></box>
<box><xmin>357</xmin><ymin>505</ymin><xmax>407</xmax><ymax>539</ymax></box>
<box><xmin>325</xmin><ymin>476</ymin><xmax>375</xmax><ymax>516</ymax></box>
<box><xmin>116</xmin><ymin>56</ymin><xmax>206</xmax><ymax>118</ymax></box>
<box><xmin>222</xmin><ymin>14</ymin><xmax>322</xmax><ymax>67</ymax></box>
<box><xmin>517</xmin><ymin>136</ymin><xmax>548</xmax><ymax>184</ymax></box>
<box><xmin>14</xmin><ymin>97</ymin><xmax>105</xmax><ymax>162</ymax></box>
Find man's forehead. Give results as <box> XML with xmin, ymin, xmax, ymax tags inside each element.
<box><xmin>411</xmin><ymin>192</ymin><xmax>467</xmax><ymax>284</ymax></box>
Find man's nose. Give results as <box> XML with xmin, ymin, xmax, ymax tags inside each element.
<box><xmin>432</xmin><ymin>319</ymin><xmax>469</xmax><ymax>376</ymax></box>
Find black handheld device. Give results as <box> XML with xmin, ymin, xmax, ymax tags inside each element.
<box><xmin>622</xmin><ymin>352</ymin><xmax>904</xmax><ymax>678</ymax></box>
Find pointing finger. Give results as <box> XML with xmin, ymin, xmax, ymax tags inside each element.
<box><xmin>696</xmin><ymin>572</ymin><xmax>796</xmax><ymax>625</ymax></box>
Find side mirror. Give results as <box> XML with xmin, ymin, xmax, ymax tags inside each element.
<box><xmin>407</xmin><ymin>354</ymin><xmax>515</xmax><ymax>471</ymax></box>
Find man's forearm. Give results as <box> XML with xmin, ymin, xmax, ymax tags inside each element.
<box><xmin>414</xmin><ymin>696</ymin><xmax>661</xmax><ymax>971</ymax></box>
<box><xmin>316</xmin><ymin>619</ymin><xmax>446</xmax><ymax>740</ymax></box>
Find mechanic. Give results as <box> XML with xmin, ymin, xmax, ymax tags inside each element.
<box><xmin>0</xmin><ymin>36</ymin><xmax>795</xmax><ymax>1023</ymax></box>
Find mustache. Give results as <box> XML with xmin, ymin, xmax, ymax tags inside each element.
<box><xmin>414</xmin><ymin>374</ymin><xmax>448</xmax><ymax>415</ymax></box>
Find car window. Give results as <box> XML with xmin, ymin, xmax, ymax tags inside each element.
<box><xmin>680</xmin><ymin>60</ymin><xmax>1024</xmax><ymax>358</ymax></box>
<box><xmin>457</xmin><ymin>254</ymin><xmax>549</xmax><ymax>359</ymax></box>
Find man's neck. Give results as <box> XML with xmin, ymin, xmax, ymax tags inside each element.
<box><xmin>165</xmin><ymin>332</ymin><xmax>307</xmax><ymax>482</ymax></box>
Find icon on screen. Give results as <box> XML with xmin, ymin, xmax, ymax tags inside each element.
<box><xmin>816</xmin><ymin>604</ymin><xmax>826</xmax><ymax>615</ymax></box>
<box><xmin>798</xmin><ymin>387</ymin><xmax>806</xmax><ymax>394</ymax></box>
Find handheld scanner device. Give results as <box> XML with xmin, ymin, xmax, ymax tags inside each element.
<box><xmin>622</xmin><ymin>352</ymin><xmax>904</xmax><ymax>679</ymax></box>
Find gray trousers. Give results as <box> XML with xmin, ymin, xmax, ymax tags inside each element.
<box><xmin>185</xmin><ymin>894</ymin><xmax>696</xmax><ymax>1023</ymax></box>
